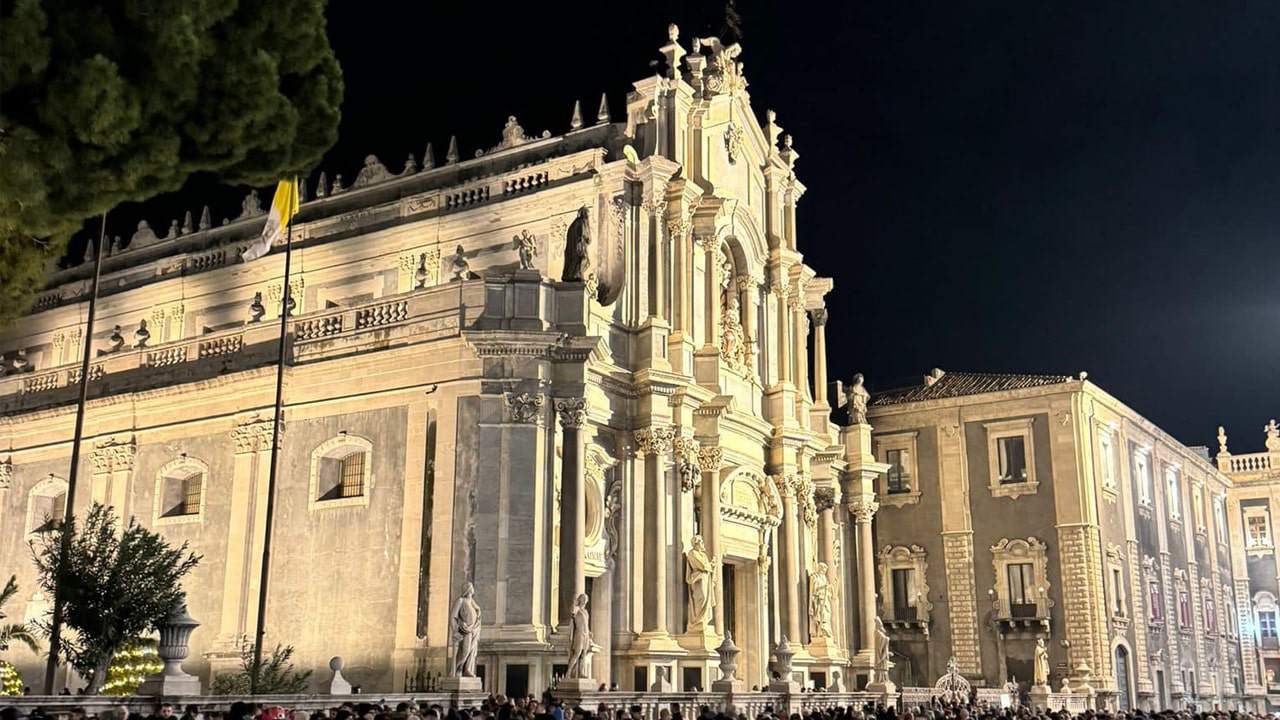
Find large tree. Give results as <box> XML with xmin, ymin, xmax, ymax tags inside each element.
<box><xmin>0</xmin><ymin>0</ymin><xmax>344</xmax><ymax>322</ymax></box>
<box><xmin>31</xmin><ymin>503</ymin><xmax>200</xmax><ymax>694</ymax></box>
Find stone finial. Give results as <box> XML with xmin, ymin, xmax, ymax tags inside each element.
<box><xmin>331</xmin><ymin>174</ymin><xmax>345</xmax><ymax>194</ymax></box>
<box><xmin>199</xmin><ymin>206</ymin><xmax>211</xmax><ymax>231</ymax></box>
<box><xmin>328</xmin><ymin>656</ymin><xmax>352</xmax><ymax>695</ymax></box>
<box><xmin>450</xmin><ymin>244</ymin><xmax>470</xmax><ymax>281</ymax></box>
<box><xmin>111</xmin><ymin>236</ymin><xmax>122</xmax><ymax>254</ymax></box>
<box><xmin>596</xmin><ymin>93</ymin><xmax>610</xmax><ymax>124</ymax></box>
<box><xmin>402</xmin><ymin>153</ymin><xmax>418</xmax><ymax>175</ymax></box>
<box><xmin>181</xmin><ymin>211</ymin><xmax>193</xmax><ymax>235</ymax></box>
<box><xmin>774</xmin><ymin>636</ymin><xmax>795</xmax><ymax>676</ymax></box>
<box><xmin>82</xmin><ymin>237</ymin><xmax>95</xmax><ymax>265</ymax></box>
<box><xmin>165</xmin><ymin>219</ymin><xmax>179</xmax><ymax>239</ymax></box>
<box><xmin>780</xmin><ymin>134</ymin><xmax>798</xmax><ymax>170</ymax></box>
<box><xmin>353</xmin><ymin>155</ymin><xmax>392</xmax><ymax>188</ymax></box>
<box><xmin>313</xmin><ymin>172</ymin><xmax>327</xmax><ymax>198</ymax></box>
<box><xmin>715</xmin><ymin>631</ymin><xmax>740</xmax><ymax>681</ymax></box>
<box><xmin>248</xmin><ymin>292</ymin><xmax>266</xmax><ymax>323</ymax></box>
<box><xmin>660</xmin><ymin>24</ymin><xmax>687</xmax><ymax>79</ymax></box>
<box><xmin>134</xmin><ymin>319</ymin><xmax>151</xmax><ymax>349</ymax></box>
<box><xmin>422</xmin><ymin>143</ymin><xmax>436</xmax><ymax>170</ymax></box>
<box><xmin>764</xmin><ymin>109</ymin><xmax>782</xmax><ymax>151</ymax></box>
<box><xmin>298</xmin><ymin>179</ymin><xmax>308</xmax><ymax>202</ymax></box>
<box><xmin>570</xmin><ymin>100</ymin><xmax>583</xmax><ymax>130</ymax></box>
<box><xmin>108</xmin><ymin>325</ymin><xmax>125</xmax><ymax>353</ymax></box>
<box><xmin>446</xmin><ymin>136</ymin><xmax>460</xmax><ymax>165</ymax></box>
<box><xmin>1217</xmin><ymin>426</ymin><xmax>1229</xmax><ymax>456</ymax></box>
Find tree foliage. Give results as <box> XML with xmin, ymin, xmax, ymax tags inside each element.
<box><xmin>0</xmin><ymin>0</ymin><xmax>344</xmax><ymax>321</ymax></box>
<box><xmin>0</xmin><ymin>575</ymin><xmax>40</xmax><ymax>654</ymax></box>
<box><xmin>210</xmin><ymin>644</ymin><xmax>312</xmax><ymax>696</ymax></box>
<box><xmin>31</xmin><ymin>502</ymin><xmax>201</xmax><ymax>694</ymax></box>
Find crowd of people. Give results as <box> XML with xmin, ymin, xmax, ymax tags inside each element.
<box><xmin>2</xmin><ymin>695</ymin><xmax>1277</xmax><ymax>720</ymax></box>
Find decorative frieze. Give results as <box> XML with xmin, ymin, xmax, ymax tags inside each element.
<box><xmin>554</xmin><ymin>397</ymin><xmax>587</xmax><ymax>429</ymax></box>
<box><xmin>505</xmin><ymin>392</ymin><xmax>545</xmax><ymax>424</ymax></box>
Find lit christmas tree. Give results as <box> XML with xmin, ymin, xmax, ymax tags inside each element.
<box><xmin>0</xmin><ymin>660</ymin><xmax>22</xmax><ymax>696</ymax></box>
<box><xmin>101</xmin><ymin>640</ymin><xmax>163</xmax><ymax>696</ymax></box>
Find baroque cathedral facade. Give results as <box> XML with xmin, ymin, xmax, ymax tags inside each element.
<box><xmin>0</xmin><ymin>28</ymin><xmax>884</xmax><ymax>696</ymax></box>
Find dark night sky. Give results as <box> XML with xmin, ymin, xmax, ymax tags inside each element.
<box><xmin>134</xmin><ymin>1</ymin><xmax>1280</xmax><ymax>450</ymax></box>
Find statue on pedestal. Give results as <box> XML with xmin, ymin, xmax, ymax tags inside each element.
<box><xmin>847</xmin><ymin>373</ymin><xmax>870</xmax><ymax>425</ymax></box>
<box><xmin>513</xmin><ymin>230</ymin><xmax>538</xmax><ymax>271</ymax></box>
<box><xmin>1033</xmin><ymin>637</ymin><xmax>1050</xmax><ymax>687</ymax></box>
<box><xmin>872</xmin><ymin>616</ymin><xmax>892</xmax><ymax>683</ymax></box>
<box><xmin>685</xmin><ymin>535</ymin><xmax>715</xmax><ymax>630</ymax></box>
<box><xmin>565</xmin><ymin>592</ymin><xmax>593</xmax><ymax>679</ymax></box>
<box><xmin>808</xmin><ymin>563</ymin><xmax>833</xmax><ymax>639</ymax></box>
<box><xmin>449</xmin><ymin>583</ymin><xmax>481</xmax><ymax>677</ymax></box>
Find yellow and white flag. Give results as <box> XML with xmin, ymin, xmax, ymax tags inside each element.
<box><xmin>241</xmin><ymin>179</ymin><xmax>299</xmax><ymax>262</ymax></box>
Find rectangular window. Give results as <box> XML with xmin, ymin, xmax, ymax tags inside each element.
<box><xmin>891</xmin><ymin>568</ymin><xmax>915</xmax><ymax>620</ymax></box>
<box><xmin>340</xmin><ymin>451</ymin><xmax>366</xmax><ymax>498</ymax></box>
<box><xmin>997</xmin><ymin>436</ymin><xmax>1028</xmax><ymax>484</ymax></box>
<box><xmin>885</xmin><ymin>449</ymin><xmax>911</xmax><ymax>494</ymax></box>
<box><xmin>1193</xmin><ymin>487</ymin><xmax>1206</xmax><ymax>532</ymax></box>
<box><xmin>1166</xmin><ymin>467</ymin><xmax>1182</xmax><ymax>519</ymax></box>
<box><xmin>1148</xmin><ymin>581</ymin><xmax>1163</xmax><ymax>622</ymax></box>
<box><xmin>1261</xmin><ymin>612</ymin><xmax>1278</xmax><ymax>639</ymax></box>
<box><xmin>1007</xmin><ymin>562</ymin><xmax>1037</xmax><ymax>617</ymax></box>
<box><xmin>1248</xmin><ymin>515</ymin><xmax>1272</xmax><ymax>547</ymax></box>
<box><xmin>1215</xmin><ymin>499</ymin><xmax>1227</xmax><ymax>543</ymax></box>
<box><xmin>180</xmin><ymin>473</ymin><xmax>203</xmax><ymax>516</ymax></box>
<box><xmin>1178</xmin><ymin>589</ymin><xmax>1191</xmax><ymax>629</ymax></box>
<box><xmin>1205</xmin><ymin>596</ymin><xmax>1217</xmax><ymax>635</ymax></box>
<box><xmin>1134</xmin><ymin>450</ymin><xmax>1152</xmax><ymax>505</ymax></box>
<box><xmin>1112</xmin><ymin>568</ymin><xmax>1126</xmax><ymax>616</ymax></box>
<box><xmin>1099</xmin><ymin>433</ymin><xmax>1115</xmax><ymax>489</ymax></box>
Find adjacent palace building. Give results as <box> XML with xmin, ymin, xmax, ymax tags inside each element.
<box><xmin>0</xmin><ymin>24</ymin><xmax>1276</xmax><ymax>712</ymax></box>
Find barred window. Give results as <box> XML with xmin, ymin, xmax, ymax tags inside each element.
<box><xmin>180</xmin><ymin>474</ymin><xmax>203</xmax><ymax>516</ymax></box>
<box><xmin>339</xmin><ymin>452</ymin><xmax>366</xmax><ymax>498</ymax></box>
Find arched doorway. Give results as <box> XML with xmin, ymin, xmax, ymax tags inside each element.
<box><xmin>1115</xmin><ymin>645</ymin><xmax>1133</xmax><ymax>710</ymax></box>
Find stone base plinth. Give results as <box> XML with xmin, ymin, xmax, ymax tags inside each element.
<box><xmin>768</xmin><ymin>680</ymin><xmax>801</xmax><ymax>693</ymax></box>
<box><xmin>138</xmin><ymin>673</ymin><xmax>201</xmax><ymax>697</ymax></box>
<box><xmin>558</xmin><ymin>677</ymin><xmax>601</xmax><ymax>693</ymax></box>
<box><xmin>865</xmin><ymin>680</ymin><xmax>896</xmax><ymax>695</ymax></box>
<box><xmin>711</xmin><ymin>678</ymin><xmax>746</xmax><ymax>693</ymax></box>
<box><xmin>1029</xmin><ymin>685</ymin><xmax>1051</xmax><ymax>710</ymax></box>
<box><xmin>440</xmin><ymin>676</ymin><xmax>483</xmax><ymax>692</ymax></box>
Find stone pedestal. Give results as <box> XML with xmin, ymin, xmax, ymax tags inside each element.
<box><xmin>865</xmin><ymin>679</ymin><xmax>897</xmax><ymax>700</ymax></box>
<box><xmin>649</xmin><ymin>674</ymin><xmax>674</xmax><ymax>692</ymax></box>
<box><xmin>138</xmin><ymin>603</ymin><xmax>202</xmax><ymax>697</ymax></box>
<box><xmin>768</xmin><ymin>679</ymin><xmax>801</xmax><ymax>693</ymax></box>
<box><xmin>440</xmin><ymin>676</ymin><xmax>483</xmax><ymax>692</ymax></box>
<box><xmin>137</xmin><ymin>673</ymin><xmax>201</xmax><ymax>697</ymax></box>
<box><xmin>712</xmin><ymin>677</ymin><xmax>746</xmax><ymax>692</ymax></box>
<box><xmin>1029</xmin><ymin>685</ymin><xmax>1051</xmax><ymax>710</ymax></box>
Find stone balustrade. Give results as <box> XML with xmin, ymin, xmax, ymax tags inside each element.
<box><xmin>1226</xmin><ymin>452</ymin><xmax>1273</xmax><ymax>474</ymax></box>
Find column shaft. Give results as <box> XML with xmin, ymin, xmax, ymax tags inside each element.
<box><xmin>700</xmin><ymin>447</ymin><xmax>724</xmax><ymax>634</ymax></box>
<box><xmin>700</xmin><ymin>239</ymin><xmax>720</xmax><ymax>349</ymax></box>
<box><xmin>557</xmin><ymin>419</ymin><xmax>586</xmax><ymax>622</ymax></box>
<box><xmin>780</xmin><ymin>486</ymin><xmax>802</xmax><ymax>642</ymax></box>
<box><xmin>638</xmin><ymin>427</ymin><xmax>674</xmax><ymax>636</ymax></box>
<box><xmin>811</xmin><ymin>310</ymin><xmax>829</xmax><ymax>405</ymax></box>
<box><xmin>855</xmin><ymin>504</ymin><xmax>878</xmax><ymax>654</ymax></box>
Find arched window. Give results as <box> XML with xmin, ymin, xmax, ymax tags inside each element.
<box><xmin>26</xmin><ymin>476</ymin><xmax>69</xmax><ymax>536</ymax></box>
<box><xmin>154</xmin><ymin>457</ymin><xmax>208</xmax><ymax>525</ymax></box>
<box><xmin>310</xmin><ymin>434</ymin><xmax>374</xmax><ymax>510</ymax></box>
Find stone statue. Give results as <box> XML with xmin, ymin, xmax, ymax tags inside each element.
<box><xmin>1266</xmin><ymin>419</ymin><xmax>1280</xmax><ymax>451</ymax></box>
<box><xmin>353</xmin><ymin>155</ymin><xmax>392</xmax><ymax>188</ymax></box>
<box><xmin>808</xmin><ymin>562</ymin><xmax>833</xmax><ymax>639</ymax></box>
<box><xmin>513</xmin><ymin>230</ymin><xmax>538</xmax><ymax>270</ymax></box>
<box><xmin>565</xmin><ymin>592</ymin><xmax>592</xmax><ymax>679</ymax></box>
<box><xmin>239</xmin><ymin>190</ymin><xmax>263</xmax><ymax>219</ymax></box>
<box><xmin>449</xmin><ymin>582</ymin><xmax>481</xmax><ymax>677</ymax></box>
<box><xmin>1033</xmin><ymin>637</ymin><xmax>1050</xmax><ymax>687</ymax></box>
<box><xmin>562</xmin><ymin>207</ymin><xmax>591</xmax><ymax>281</ymax></box>
<box><xmin>847</xmin><ymin>373</ymin><xmax>870</xmax><ymax>425</ymax></box>
<box><xmin>685</xmin><ymin>535</ymin><xmax>714</xmax><ymax>630</ymax></box>
<box><xmin>130</xmin><ymin>221</ymin><xmax>159</xmax><ymax>249</ymax></box>
<box><xmin>1060</xmin><ymin>677</ymin><xmax>1071</xmax><ymax>694</ymax></box>
<box><xmin>872</xmin><ymin>615</ymin><xmax>892</xmax><ymax>683</ymax></box>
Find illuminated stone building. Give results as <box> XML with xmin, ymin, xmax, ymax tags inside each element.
<box><xmin>1217</xmin><ymin>420</ymin><xmax>1280</xmax><ymax>709</ymax></box>
<box><xmin>863</xmin><ymin>370</ymin><xmax>1257</xmax><ymax>712</ymax></box>
<box><xmin>0</xmin><ymin>27</ymin><xmax>886</xmax><ymax>696</ymax></box>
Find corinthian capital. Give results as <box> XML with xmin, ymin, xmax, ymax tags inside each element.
<box><xmin>813</xmin><ymin>486</ymin><xmax>837</xmax><ymax>513</ymax></box>
<box><xmin>847</xmin><ymin>498</ymin><xmax>880</xmax><ymax>524</ymax></box>
<box><xmin>809</xmin><ymin>308</ymin><xmax>829</xmax><ymax>327</ymax></box>
<box><xmin>554</xmin><ymin>397</ymin><xmax>588</xmax><ymax>429</ymax></box>
<box><xmin>634</xmin><ymin>426</ymin><xmax>675</xmax><ymax>456</ymax></box>
<box><xmin>506</xmin><ymin>392</ymin><xmax>546</xmax><ymax>424</ymax></box>
<box><xmin>697</xmin><ymin>446</ymin><xmax>724</xmax><ymax>473</ymax></box>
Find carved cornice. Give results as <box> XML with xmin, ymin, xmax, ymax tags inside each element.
<box><xmin>634</xmin><ymin>426</ymin><xmax>675</xmax><ymax>456</ymax></box>
<box><xmin>506</xmin><ymin>392</ymin><xmax>546</xmax><ymax>424</ymax></box>
<box><xmin>554</xmin><ymin>397</ymin><xmax>587</xmax><ymax>429</ymax></box>
<box><xmin>230</xmin><ymin>414</ymin><xmax>279</xmax><ymax>455</ymax></box>
<box><xmin>697</xmin><ymin>446</ymin><xmax>724</xmax><ymax>473</ymax></box>
<box><xmin>847</xmin><ymin>498</ymin><xmax>879</xmax><ymax>523</ymax></box>
<box><xmin>91</xmin><ymin>435</ymin><xmax>137</xmax><ymax>473</ymax></box>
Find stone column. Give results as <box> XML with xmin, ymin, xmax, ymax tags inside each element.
<box><xmin>814</xmin><ymin>487</ymin><xmax>840</xmax><ymax>651</ymax></box>
<box><xmin>636</xmin><ymin>426</ymin><xmax>675</xmax><ymax>639</ymax></box>
<box><xmin>774</xmin><ymin>287</ymin><xmax>791</xmax><ymax>386</ymax></box>
<box><xmin>848</xmin><ymin>497</ymin><xmax>880</xmax><ymax>657</ymax></box>
<box><xmin>214</xmin><ymin>416</ymin><xmax>274</xmax><ymax>656</ymax></box>
<box><xmin>696</xmin><ymin>234</ymin><xmax>720</xmax><ymax>350</ymax></box>
<box><xmin>669</xmin><ymin>218</ymin><xmax>692</xmax><ymax>336</ymax></box>
<box><xmin>699</xmin><ymin>446</ymin><xmax>725</xmax><ymax>633</ymax></box>
<box><xmin>774</xmin><ymin>474</ymin><xmax>802</xmax><ymax>643</ymax></box>
<box><xmin>809</xmin><ymin>309</ymin><xmax>829</xmax><ymax>406</ymax></box>
<box><xmin>791</xmin><ymin>298</ymin><xmax>809</xmax><ymax>400</ymax></box>
<box><xmin>646</xmin><ymin>200</ymin><xmax>667</xmax><ymax>322</ymax></box>
<box><xmin>556</xmin><ymin>398</ymin><xmax>588</xmax><ymax>623</ymax></box>
<box><xmin>740</xmin><ymin>279</ymin><xmax>759</xmax><ymax>376</ymax></box>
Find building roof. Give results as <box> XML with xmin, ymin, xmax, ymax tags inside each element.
<box><xmin>869</xmin><ymin>370</ymin><xmax>1077</xmax><ymax>407</ymax></box>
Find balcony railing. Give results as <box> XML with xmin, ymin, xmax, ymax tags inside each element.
<box><xmin>1226</xmin><ymin>453</ymin><xmax>1274</xmax><ymax>474</ymax></box>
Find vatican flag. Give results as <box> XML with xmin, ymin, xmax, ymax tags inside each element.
<box><xmin>241</xmin><ymin>179</ymin><xmax>299</xmax><ymax>262</ymax></box>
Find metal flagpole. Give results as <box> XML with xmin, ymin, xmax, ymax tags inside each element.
<box><xmin>250</xmin><ymin>186</ymin><xmax>295</xmax><ymax>694</ymax></box>
<box><xmin>44</xmin><ymin>215</ymin><xmax>107</xmax><ymax>695</ymax></box>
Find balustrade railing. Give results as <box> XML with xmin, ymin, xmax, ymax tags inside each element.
<box><xmin>1227</xmin><ymin>453</ymin><xmax>1273</xmax><ymax>473</ymax></box>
